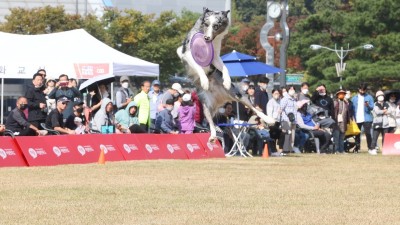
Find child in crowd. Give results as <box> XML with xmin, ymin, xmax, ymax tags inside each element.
<box><xmin>178</xmin><ymin>93</ymin><xmax>196</xmax><ymax>134</ymax></box>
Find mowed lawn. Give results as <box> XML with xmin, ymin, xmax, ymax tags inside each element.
<box><xmin>1</xmin><ymin>153</ymin><xmax>400</xmax><ymax>225</ymax></box>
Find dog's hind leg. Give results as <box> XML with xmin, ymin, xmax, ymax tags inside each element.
<box><xmin>213</xmin><ymin>56</ymin><xmax>231</xmax><ymax>90</ymax></box>
<box><xmin>202</xmin><ymin>102</ymin><xmax>217</xmax><ymax>142</ymax></box>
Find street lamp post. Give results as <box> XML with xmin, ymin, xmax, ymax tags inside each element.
<box><xmin>310</xmin><ymin>43</ymin><xmax>374</xmax><ymax>89</ymax></box>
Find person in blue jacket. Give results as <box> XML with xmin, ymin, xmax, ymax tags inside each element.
<box><xmin>351</xmin><ymin>83</ymin><xmax>374</xmax><ymax>153</ymax></box>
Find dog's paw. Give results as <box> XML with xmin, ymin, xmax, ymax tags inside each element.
<box><xmin>200</xmin><ymin>79</ymin><xmax>209</xmax><ymax>90</ymax></box>
<box><xmin>208</xmin><ymin>135</ymin><xmax>217</xmax><ymax>143</ymax></box>
<box><xmin>222</xmin><ymin>79</ymin><xmax>231</xmax><ymax>90</ymax></box>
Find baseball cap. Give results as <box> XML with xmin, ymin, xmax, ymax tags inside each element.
<box><xmin>72</xmin><ymin>100</ymin><xmax>84</xmax><ymax>107</ymax></box>
<box><xmin>57</xmin><ymin>97</ymin><xmax>70</xmax><ymax>104</ymax></box>
<box><xmin>171</xmin><ymin>83</ymin><xmax>184</xmax><ymax>94</ymax></box>
<box><xmin>182</xmin><ymin>93</ymin><xmax>191</xmax><ymax>102</ymax></box>
<box><xmin>120</xmin><ymin>76</ymin><xmax>129</xmax><ymax>83</ymax></box>
<box><xmin>166</xmin><ymin>99</ymin><xmax>174</xmax><ymax>105</ymax></box>
<box><xmin>152</xmin><ymin>80</ymin><xmax>161</xmax><ymax>86</ymax></box>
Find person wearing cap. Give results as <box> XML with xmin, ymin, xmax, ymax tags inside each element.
<box><xmin>254</xmin><ymin>77</ymin><xmax>270</xmax><ymax>114</ymax></box>
<box><xmin>115</xmin><ymin>76</ymin><xmax>133</xmax><ymax>110</ymax></box>
<box><xmin>47</xmin><ymin>74</ymin><xmax>81</xmax><ymax>118</ymax></box>
<box><xmin>155</xmin><ymin>99</ymin><xmax>178</xmax><ymax>134</ymax></box>
<box><xmin>178</xmin><ymin>93</ymin><xmax>196</xmax><ymax>134</ymax></box>
<box><xmin>45</xmin><ymin>97</ymin><xmax>75</xmax><ymax>134</ymax></box>
<box><xmin>65</xmin><ymin>101</ymin><xmax>86</xmax><ymax>131</ymax></box>
<box><xmin>148</xmin><ymin>80</ymin><xmax>164</xmax><ymax>129</ymax></box>
<box><xmin>370</xmin><ymin>90</ymin><xmax>390</xmax><ymax>155</ymax></box>
<box><xmin>5</xmin><ymin>96</ymin><xmax>44</xmax><ymax>136</ymax></box>
<box><xmin>332</xmin><ymin>89</ymin><xmax>351</xmax><ymax>153</ymax></box>
<box><xmin>351</xmin><ymin>83</ymin><xmax>374</xmax><ymax>153</ymax></box>
<box><xmin>134</xmin><ymin>80</ymin><xmax>151</xmax><ymax>132</ymax></box>
<box><xmin>25</xmin><ymin>73</ymin><xmax>47</xmax><ymax>129</ymax></box>
<box><xmin>158</xmin><ymin>83</ymin><xmax>184</xmax><ymax>111</ymax></box>
<box><xmin>296</xmin><ymin>99</ymin><xmax>331</xmax><ymax>154</ymax></box>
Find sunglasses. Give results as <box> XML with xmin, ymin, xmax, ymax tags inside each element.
<box><xmin>61</xmin><ymin>102</ymin><xmax>68</xmax><ymax>105</ymax></box>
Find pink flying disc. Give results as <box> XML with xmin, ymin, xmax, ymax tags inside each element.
<box><xmin>190</xmin><ymin>32</ymin><xmax>214</xmax><ymax>67</ymax></box>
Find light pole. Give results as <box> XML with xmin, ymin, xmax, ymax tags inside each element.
<box><xmin>310</xmin><ymin>43</ymin><xmax>374</xmax><ymax>89</ymax></box>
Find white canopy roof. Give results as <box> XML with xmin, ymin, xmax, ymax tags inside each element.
<box><xmin>0</xmin><ymin>29</ymin><xmax>159</xmax><ymax>79</ymax></box>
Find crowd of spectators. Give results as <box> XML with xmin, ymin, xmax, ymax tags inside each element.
<box><xmin>1</xmin><ymin>71</ymin><xmax>400</xmax><ymax>158</ymax></box>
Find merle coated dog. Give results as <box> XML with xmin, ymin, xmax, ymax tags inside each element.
<box><xmin>177</xmin><ymin>8</ymin><xmax>275</xmax><ymax>142</ymax></box>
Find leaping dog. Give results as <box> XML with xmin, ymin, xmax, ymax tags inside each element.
<box><xmin>177</xmin><ymin>8</ymin><xmax>275</xmax><ymax>142</ymax></box>
<box><xmin>177</xmin><ymin>7</ymin><xmax>231</xmax><ymax>91</ymax></box>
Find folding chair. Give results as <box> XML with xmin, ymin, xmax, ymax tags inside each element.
<box><xmin>40</xmin><ymin>123</ymin><xmax>60</xmax><ymax>135</ymax></box>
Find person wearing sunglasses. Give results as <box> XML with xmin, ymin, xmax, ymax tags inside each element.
<box><xmin>45</xmin><ymin>97</ymin><xmax>75</xmax><ymax>134</ymax></box>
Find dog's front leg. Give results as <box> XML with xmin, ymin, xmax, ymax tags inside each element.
<box><xmin>213</xmin><ymin>56</ymin><xmax>231</xmax><ymax>90</ymax></box>
<box><xmin>185</xmin><ymin>55</ymin><xmax>209</xmax><ymax>90</ymax></box>
<box><xmin>237</xmin><ymin>96</ymin><xmax>276</xmax><ymax>125</ymax></box>
<box><xmin>202</xmin><ymin>103</ymin><xmax>217</xmax><ymax>142</ymax></box>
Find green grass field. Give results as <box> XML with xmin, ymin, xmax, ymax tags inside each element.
<box><xmin>1</xmin><ymin>152</ymin><xmax>400</xmax><ymax>225</ymax></box>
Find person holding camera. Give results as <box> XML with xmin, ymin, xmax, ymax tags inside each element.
<box><xmin>48</xmin><ymin>74</ymin><xmax>82</xmax><ymax>119</ymax></box>
<box><xmin>25</xmin><ymin>73</ymin><xmax>47</xmax><ymax>129</ymax></box>
<box><xmin>351</xmin><ymin>83</ymin><xmax>374</xmax><ymax>153</ymax></box>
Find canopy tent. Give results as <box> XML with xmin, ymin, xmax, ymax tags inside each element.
<box><xmin>0</xmin><ymin>29</ymin><xmax>159</xmax><ymax>123</ymax></box>
<box><xmin>0</xmin><ymin>29</ymin><xmax>159</xmax><ymax>79</ymax></box>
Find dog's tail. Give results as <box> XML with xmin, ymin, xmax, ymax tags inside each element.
<box><xmin>176</xmin><ymin>46</ymin><xmax>183</xmax><ymax>59</ymax></box>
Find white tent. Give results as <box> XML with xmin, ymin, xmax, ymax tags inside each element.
<box><xmin>0</xmin><ymin>29</ymin><xmax>159</xmax><ymax>79</ymax></box>
<box><xmin>0</xmin><ymin>29</ymin><xmax>159</xmax><ymax>123</ymax></box>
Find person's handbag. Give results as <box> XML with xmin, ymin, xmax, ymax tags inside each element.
<box><xmin>372</xmin><ymin>122</ymin><xmax>383</xmax><ymax>129</ymax></box>
<box><xmin>101</xmin><ymin>125</ymin><xmax>115</xmax><ymax>134</ymax></box>
<box><xmin>287</xmin><ymin>112</ymin><xmax>296</xmax><ymax>123</ymax></box>
<box><xmin>345</xmin><ymin>120</ymin><xmax>361</xmax><ymax>136</ymax></box>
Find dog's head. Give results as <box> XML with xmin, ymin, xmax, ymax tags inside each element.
<box><xmin>200</xmin><ymin>7</ymin><xmax>230</xmax><ymax>42</ymax></box>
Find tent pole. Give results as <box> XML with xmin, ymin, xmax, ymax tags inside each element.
<box><xmin>111</xmin><ymin>83</ymin><xmax>114</xmax><ymax>102</ymax></box>
<box><xmin>1</xmin><ymin>77</ymin><xmax>4</xmax><ymax>124</ymax></box>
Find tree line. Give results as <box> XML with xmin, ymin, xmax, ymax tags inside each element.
<box><xmin>1</xmin><ymin>0</ymin><xmax>399</xmax><ymax>92</ymax></box>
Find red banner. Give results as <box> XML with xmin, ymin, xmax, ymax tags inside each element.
<box><xmin>177</xmin><ymin>134</ymin><xmax>208</xmax><ymax>159</ymax></box>
<box><xmin>132</xmin><ymin>134</ymin><xmax>175</xmax><ymax>159</ymax></box>
<box><xmin>74</xmin><ymin>63</ymin><xmax>110</xmax><ymax>79</ymax></box>
<box><xmin>15</xmin><ymin>136</ymin><xmax>59</xmax><ymax>166</ymax></box>
<box><xmin>195</xmin><ymin>133</ymin><xmax>225</xmax><ymax>158</ymax></box>
<box><xmin>111</xmin><ymin>134</ymin><xmax>147</xmax><ymax>160</ymax></box>
<box><xmin>382</xmin><ymin>134</ymin><xmax>400</xmax><ymax>155</ymax></box>
<box><xmin>0</xmin><ymin>137</ymin><xmax>27</xmax><ymax>167</ymax></box>
<box><xmin>155</xmin><ymin>135</ymin><xmax>189</xmax><ymax>159</ymax></box>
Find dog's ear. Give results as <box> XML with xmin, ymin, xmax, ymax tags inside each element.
<box><xmin>223</xmin><ymin>10</ymin><xmax>230</xmax><ymax>16</ymax></box>
<box><xmin>203</xmin><ymin>7</ymin><xmax>210</xmax><ymax>14</ymax></box>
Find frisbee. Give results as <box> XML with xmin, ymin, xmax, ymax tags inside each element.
<box><xmin>190</xmin><ymin>32</ymin><xmax>214</xmax><ymax>67</ymax></box>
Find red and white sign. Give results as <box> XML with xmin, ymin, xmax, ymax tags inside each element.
<box><xmin>15</xmin><ymin>136</ymin><xmax>59</xmax><ymax>166</ymax></box>
<box><xmin>132</xmin><ymin>134</ymin><xmax>172</xmax><ymax>159</ymax></box>
<box><xmin>112</xmin><ymin>134</ymin><xmax>148</xmax><ymax>160</ymax></box>
<box><xmin>178</xmin><ymin>134</ymin><xmax>208</xmax><ymax>159</ymax></box>
<box><xmin>74</xmin><ymin>63</ymin><xmax>110</xmax><ymax>79</ymax></box>
<box><xmin>0</xmin><ymin>137</ymin><xmax>27</xmax><ymax>167</ymax></box>
<box><xmin>155</xmin><ymin>135</ymin><xmax>189</xmax><ymax>159</ymax></box>
<box><xmin>195</xmin><ymin>133</ymin><xmax>225</xmax><ymax>158</ymax></box>
<box><xmin>382</xmin><ymin>134</ymin><xmax>400</xmax><ymax>155</ymax></box>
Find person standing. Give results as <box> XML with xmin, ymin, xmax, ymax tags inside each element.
<box><xmin>386</xmin><ymin>93</ymin><xmax>398</xmax><ymax>133</ymax></box>
<box><xmin>134</xmin><ymin>80</ymin><xmax>151</xmax><ymax>132</ymax></box>
<box><xmin>332</xmin><ymin>89</ymin><xmax>351</xmax><ymax>153</ymax></box>
<box><xmin>370</xmin><ymin>90</ymin><xmax>390</xmax><ymax>155</ymax></box>
<box><xmin>254</xmin><ymin>77</ymin><xmax>270</xmax><ymax>114</ymax></box>
<box><xmin>298</xmin><ymin>82</ymin><xmax>311</xmax><ymax>101</ymax></box>
<box><xmin>311</xmin><ymin>83</ymin><xmax>334</xmax><ymax>117</ymax></box>
<box><xmin>280</xmin><ymin>85</ymin><xmax>299</xmax><ymax>153</ymax></box>
<box><xmin>158</xmin><ymin>83</ymin><xmax>184</xmax><ymax>111</ymax></box>
<box><xmin>351</xmin><ymin>83</ymin><xmax>374</xmax><ymax>153</ymax></box>
<box><xmin>25</xmin><ymin>73</ymin><xmax>47</xmax><ymax>129</ymax></box>
<box><xmin>5</xmin><ymin>97</ymin><xmax>43</xmax><ymax>136</ymax></box>
<box><xmin>47</xmin><ymin>74</ymin><xmax>81</xmax><ymax>118</ymax></box>
<box><xmin>115</xmin><ymin>76</ymin><xmax>133</xmax><ymax>110</ymax></box>
<box><xmin>148</xmin><ymin>80</ymin><xmax>164</xmax><ymax>129</ymax></box>
<box><xmin>178</xmin><ymin>93</ymin><xmax>196</xmax><ymax>134</ymax></box>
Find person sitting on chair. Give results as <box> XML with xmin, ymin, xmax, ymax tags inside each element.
<box><xmin>155</xmin><ymin>99</ymin><xmax>178</xmax><ymax>134</ymax></box>
<box><xmin>45</xmin><ymin>97</ymin><xmax>75</xmax><ymax>135</ymax></box>
<box><xmin>296</xmin><ymin>100</ymin><xmax>331</xmax><ymax>154</ymax></box>
<box><xmin>92</xmin><ymin>98</ymin><xmax>116</xmax><ymax>133</ymax></box>
<box><xmin>65</xmin><ymin>100</ymin><xmax>86</xmax><ymax>133</ymax></box>
<box><xmin>115</xmin><ymin>101</ymin><xmax>146</xmax><ymax>133</ymax></box>
<box><xmin>6</xmin><ymin>96</ymin><xmax>45</xmax><ymax>136</ymax></box>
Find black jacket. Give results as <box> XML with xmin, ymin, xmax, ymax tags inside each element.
<box><xmin>25</xmin><ymin>86</ymin><xmax>47</xmax><ymax>122</ymax></box>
